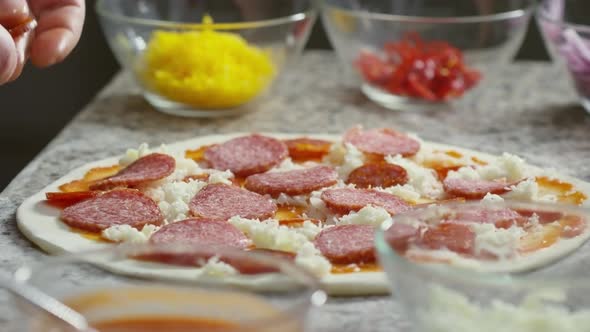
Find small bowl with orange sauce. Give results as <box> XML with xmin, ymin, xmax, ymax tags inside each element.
<box><xmin>9</xmin><ymin>244</ymin><xmax>326</xmax><ymax>332</ymax></box>
<box><xmin>375</xmin><ymin>200</ymin><xmax>590</xmax><ymax>332</ymax></box>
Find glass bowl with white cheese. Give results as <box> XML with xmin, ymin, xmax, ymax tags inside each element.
<box><xmin>376</xmin><ymin>200</ymin><xmax>590</xmax><ymax>332</ymax></box>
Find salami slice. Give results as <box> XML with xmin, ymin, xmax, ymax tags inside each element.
<box><xmin>189</xmin><ymin>183</ymin><xmax>277</xmax><ymax>221</ymax></box>
<box><xmin>454</xmin><ymin>207</ymin><xmax>527</xmax><ymax>229</ymax></box>
<box><xmin>384</xmin><ymin>223</ymin><xmax>421</xmax><ymax>253</ymax></box>
<box><xmin>150</xmin><ymin>219</ymin><xmax>250</xmax><ymax>248</ymax></box>
<box><xmin>346</xmin><ymin>163</ymin><xmax>408</xmax><ymax>189</ymax></box>
<box><xmin>320</xmin><ymin>188</ymin><xmax>411</xmax><ymax>215</ymax></box>
<box><xmin>204</xmin><ymin>135</ymin><xmax>288</xmax><ymax>177</ymax></box>
<box><xmin>244</xmin><ymin>166</ymin><xmax>338</xmax><ymax>197</ymax></box>
<box><xmin>420</xmin><ymin>223</ymin><xmax>475</xmax><ymax>255</ymax></box>
<box><xmin>61</xmin><ymin>189</ymin><xmax>163</xmax><ymax>232</ymax></box>
<box><xmin>141</xmin><ymin>219</ymin><xmax>250</xmax><ymax>267</ymax></box>
<box><xmin>443</xmin><ymin>178</ymin><xmax>516</xmax><ymax>199</ymax></box>
<box><xmin>225</xmin><ymin>249</ymin><xmax>296</xmax><ymax>275</ymax></box>
<box><xmin>314</xmin><ymin>225</ymin><xmax>376</xmax><ymax>264</ymax></box>
<box><xmin>284</xmin><ymin>138</ymin><xmax>332</xmax><ymax>161</ymax></box>
<box><xmin>90</xmin><ymin>153</ymin><xmax>175</xmax><ymax>190</ymax></box>
<box><xmin>343</xmin><ymin>127</ymin><xmax>420</xmax><ymax>157</ymax></box>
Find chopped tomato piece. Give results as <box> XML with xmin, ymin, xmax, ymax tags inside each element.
<box><xmin>59</xmin><ymin>165</ymin><xmax>120</xmax><ymax>192</ymax></box>
<box><xmin>354</xmin><ymin>32</ymin><xmax>481</xmax><ymax>102</ymax></box>
<box><xmin>45</xmin><ymin>191</ymin><xmax>101</xmax><ymax>208</ymax></box>
<box><xmin>284</xmin><ymin>138</ymin><xmax>332</xmax><ymax>161</ymax></box>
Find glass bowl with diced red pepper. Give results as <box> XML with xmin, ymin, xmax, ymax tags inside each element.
<box><xmin>321</xmin><ymin>0</ymin><xmax>536</xmax><ymax>111</ymax></box>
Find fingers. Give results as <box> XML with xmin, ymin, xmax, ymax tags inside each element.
<box><xmin>0</xmin><ymin>26</ymin><xmax>18</xmax><ymax>84</ymax></box>
<box><xmin>0</xmin><ymin>0</ymin><xmax>30</xmax><ymax>27</ymax></box>
<box><xmin>29</xmin><ymin>0</ymin><xmax>84</xmax><ymax>67</ymax></box>
<box><xmin>0</xmin><ymin>0</ymin><xmax>29</xmax><ymax>84</ymax></box>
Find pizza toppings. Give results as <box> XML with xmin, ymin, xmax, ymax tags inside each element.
<box><xmin>45</xmin><ymin>191</ymin><xmax>101</xmax><ymax>208</ymax></box>
<box><xmin>90</xmin><ymin>153</ymin><xmax>175</xmax><ymax>190</ymax></box>
<box><xmin>139</xmin><ymin>219</ymin><xmax>250</xmax><ymax>267</ymax></box>
<box><xmin>346</xmin><ymin>163</ymin><xmax>409</xmax><ymax>188</ymax></box>
<box><xmin>420</xmin><ymin>223</ymin><xmax>475</xmax><ymax>255</ymax></box>
<box><xmin>284</xmin><ymin>138</ymin><xmax>332</xmax><ymax>161</ymax></box>
<box><xmin>385</xmin><ymin>223</ymin><xmax>421</xmax><ymax>253</ymax></box>
<box><xmin>204</xmin><ymin>134</ymin><xmax>288</xmax><ymax>177</ymax></box>
<box><xmin>244</xmin><ymin>166</ymin><xmax>338</xmax><ymax>197</ymax></box>
<box><xmin>558</xmin><ymin>215</ymin><xmax>586</xmax><ymax>238</ymax></box>
<box><xmin>454</xmin><ymin>207</ymin><xmax>526</xmax><ymax>229</ymax></box>
<box><xmin>150</xmin><ymin>219</ymin><xmax>250</xmax><ymax>248</ymax></box>
<box><xmin>41</xmin><ymin>128</ymin><xmax>590</xmax><ymax>281</ymax></box>
<box><xmin>443</xmin><ymin>178</ymin><xmax>516</xmax><ymax>200</ymax></box>
<box><xmin>61</xmin><ymin>189</ymin><xmax>163</xmax><ymax>232</ymax></box>
<box><xmin>321</xmin><ymin>188</ymin><xmax>411</xmax><ymax>215</ymax></box>
<box><xmin>189</xmin><ymin>184</ymin><xmax>277</xmax><ymax>221</ymax></box>
<box><xmin>228</xmin><ymin>249</ymin><xmax>296</xmax><ymax>275</ymax></box>
<box><xmin>343</xmin><ymin>127</ymin><xmax>420</xmax><ymax>157</ymax></box>
<box><xmin>314</xmin><ymin>224</ymin><xmax>376</xmax><ymax>264</ymax></box>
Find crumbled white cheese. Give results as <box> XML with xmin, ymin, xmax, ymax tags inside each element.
<box><xmin>306</xmin><ymin>189</ymin><xmax>332</xmax><ymax>220</ymax></box>
<box><xmin>206</xmin><ymin>170</ymin><xmax>234</xmax><ymax>185</ymax></box>
<box><xmin>385</xmin><ymin>154</ymin><xmax>444</xmax><ymax>199</ymax></box>
<box><xmin>326</xmin><ymin>143</ymin><xmax>365</xmax><ymax>179</ymax></box>
<box><xmin>337</xmin><ymin>205</ymin><xmax>392</xmax><ymax>227</ymax></box>
<box><xmin>228</xmin><ymin>217</ymin><xmax>310</xmax><ymax>253</ymax></box>
<box><xmin>276</xmin><ymin>193</ymin><xmax>309</xmax><ymax>207</ymax></box>
<box><xmin>101</xmin><ymin>224</ymin><xmax>160</xmax><ymax>244</ymax></box>
<box><xmin>419</xmin><ymin>285</ymin><xmax>590</xmax><ymax>332</ymax></box>
<box><xmin>227</xmin><ymin>216</ymin><xmax>328</xmax><ymax>276</ymax></box>
<box><xmin>119</xmin><ymin>143</ymin><xmax>151</xmax><ymax>166</ymax></box>
<box><xmin>269</xmin><ymin>158</ymin><xmax>306</xmax><ymax>172</ymax></box>
<box><xmin>503</xmin><ymin>178</ymin><xmax>557</xmax><ymax>203</ymax></box>
<box><xmin>470</xmin><ymin>223</ymin><xmax>525</xmax><ymax>260</ymax></box>
<box><xmin>481</xmin><ymin>193</ymin><xmax>505</xmax><ymax>203</ymax></box>
<box><xmin>170</xmin><ymin>158</ymin><xmax>203</xmax><ymax>181</ymax></box>
<box><xmin>295</xmin><ymin>242</ymin><xmax>332</xmax><ymax>277</ymax></box>
<box><xmin>324</xmin><ymin>142</ymin><xmax>346</xmax><ymax>165</ymax></box>
<box><xmin>378</xmin><ymin>184</ymin><xmax>422</xmax><ymax>203</ymax></box>
<box><xmin>297</xmin><ymin>220</ymin><xmax>323</xmax><ymax>240</ymax></box>
<box><xmin>447</xmin><ymin>153</ymin><xmax>530</xmax><ymax>182</ymax></box>
<box><xmin>146</xmin><ymin>179</ymin><xmax>208</xmax><ymax>223</ymax></box>
<box><xmin>198</xmin><ymin>257</ymin><xmax>238</xmax><ymax>277</ymax></box>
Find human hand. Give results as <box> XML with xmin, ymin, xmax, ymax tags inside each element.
<box><xmin>0</xmin><ymin>0</ymin><xmax>85</xmax><ymax>84</ymax></box>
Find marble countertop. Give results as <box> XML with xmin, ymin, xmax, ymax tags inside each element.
<box><xmin>1</xmin><ymin>51</ymin><xmax>590</xmax><ymax>331</ymax></box>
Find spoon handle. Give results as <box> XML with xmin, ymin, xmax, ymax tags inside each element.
<box><xmin>0</xmin><ymin>277</ymin><xmax>91</xmax><ymax>331</ymax></box>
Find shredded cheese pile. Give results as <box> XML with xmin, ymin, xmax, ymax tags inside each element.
<box><xmin>140</xmin><ymin>15</ymin><xmax>276</xmax><ymax>109</ymax></box>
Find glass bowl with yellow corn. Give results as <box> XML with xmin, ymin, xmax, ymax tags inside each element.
<box><xmin>96</xmin><ymin>0</ymin><xmax>317</xmax><ymax>117</ymax></box>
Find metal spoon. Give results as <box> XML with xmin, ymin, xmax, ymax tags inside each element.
<box><xmin>1</xmin><ymin>277</ymin><xmax>92</xmax><ymax>332</ymax></box>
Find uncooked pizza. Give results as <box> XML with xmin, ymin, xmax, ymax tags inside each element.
<box><xmin>17</xmin><ymin>127</ymin><xmax>590</xmax><ymax>295</ymax></box>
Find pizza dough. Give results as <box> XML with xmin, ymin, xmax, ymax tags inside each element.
<box><xmin>16</xmin><ymin>133</ymin><xmax>590</xmax><ymax>296</ymax></box>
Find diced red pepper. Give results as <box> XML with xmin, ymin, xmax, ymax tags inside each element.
<box><xmin>354</xmin><ymin>33</ymin><xmax>482</xmax><ymax>102</ymax></box>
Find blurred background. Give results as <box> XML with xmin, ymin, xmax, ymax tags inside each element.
<box><xmin>0</xmin><ymin>0</ymin><xmax>559</xmax><ymax>190</ymax></box>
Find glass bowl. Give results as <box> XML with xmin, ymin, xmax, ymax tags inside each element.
<box><xmin>321</xmin><ymin>0</ymin><xmax>534</xmax><ymax>111</ymax></box>
<box><xmin>376</xmin><ymin>201</ymin><xmax>590</xmax><ymax>332</ymax></box>
<box><xmin>96</xmin><ymin>0</ymin><xmax>317</xmax><ymax>118</ymax></box>
<box><xmin>6</xmin><ymin>243</ymin><xmax>325</xmax><ymax>331</ymax></box>
<box><xmin>537</xmin><ymin>0</ymin><xmax>590</xmax><ymax>114</ymax></box>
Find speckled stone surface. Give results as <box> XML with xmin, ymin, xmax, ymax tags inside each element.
<box><xmin>1</xmin><ymin>51</ymin><xmax>590</xmax><ymax>330</ymax></box>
